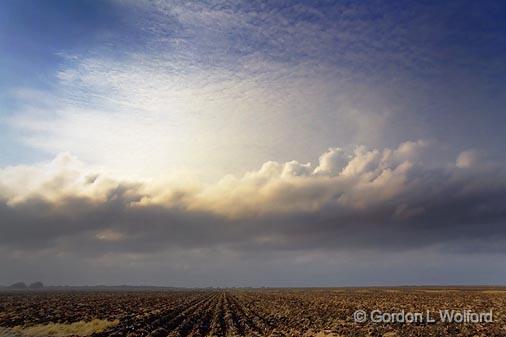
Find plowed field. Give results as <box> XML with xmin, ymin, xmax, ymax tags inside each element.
<box><xmin>1</xmin><ymin>288</ymin><xmax>505</xmax><ymax>336</ymax></box>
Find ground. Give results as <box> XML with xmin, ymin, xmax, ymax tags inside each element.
<box><xmin>0</xmin><ymin>288</ymin><xmax>505</xmax><ymax>336</ymax></box>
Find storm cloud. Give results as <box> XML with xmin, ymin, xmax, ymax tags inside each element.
<box><xmin>2</xmin><ymin>141</ymin><xmax>506</xmax><ymax>266</ymax></box>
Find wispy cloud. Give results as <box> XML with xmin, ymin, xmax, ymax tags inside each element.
<box><xmin>9</xmin><ymin>1</ymin><xmax>467</xmax><ymax>179</ymax></box>
<box><xmin>9</xmin><ymin>51</ymin><xmax>402</xmax><ymax>180</ymax></box>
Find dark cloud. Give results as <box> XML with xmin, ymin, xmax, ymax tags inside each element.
<box><xmin>2</xmin><ymin>164</ymin><xmax>506</xmax><ymax>255</ymax></box>
<box><xmin>1</xmin><ymin>143</ymin><xmax>506</xmax><ymax>285</ymax></box>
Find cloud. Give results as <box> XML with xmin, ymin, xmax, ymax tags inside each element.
<box><xmin>456</xmin><ymin>149</ymin><xmax>480</xmax><ymax>168</ymax></box>
<box><xmin>313</xmin><ymin>147</ymin><xmax>348</xmax><ymax>175</ymax></box>
<box><xmin>2</xmin><ymin>1</ymin><xmax>506</xmax><ymax>286</ymax></box>
<box><xmin>1</xmin><ymin>140</ymin><xmax>506</xmax><ymax>259</ymax></box>
<box><xmin>1</xmin><ymin>140</ymin><xmax>506</xmax><ymax>285</ymax></box>
<box><xmin>8</xmin><ymin>1</ymin><xmax>461</xmax><ymax>181</ymax></box>
<box><xmin>10</xmin><ymin>47</ymin><xmax>408</xmax><ymax>182</ymax></box>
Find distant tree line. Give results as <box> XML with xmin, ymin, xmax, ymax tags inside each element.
<box><xmin>7</xmin><ymin>281</ymin><xmax>44</xmax><ymax>290</ymax></box>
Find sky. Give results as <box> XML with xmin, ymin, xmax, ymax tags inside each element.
<box><xmin>1</xmin><ymin>0</ymin><xmax>506</xmax><ymax>287</ymax></box>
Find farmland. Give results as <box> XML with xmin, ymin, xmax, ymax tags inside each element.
<box><xmin>1</xmin><ymin>288</ymin><xmax>505</xmax><ymax>336</ymax></box>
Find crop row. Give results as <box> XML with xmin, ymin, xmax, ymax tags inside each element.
<box><xmin>1</xmin><ymin>289</ymin><xmax>506</xmax><ymax>336</ymax></box>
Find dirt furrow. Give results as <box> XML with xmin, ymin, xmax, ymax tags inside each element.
<box><xmin>222</xmin><ymin>292</ymin><xmax>242</xmax><ymax>337</ymax></box>
<box><xmin>232</xmin><ymin>293</ymin><xmax>275</xmax><ymax>333</ymax></box>
<box><xmin>208</xmin><ymin>292</ymin><xmax>226</xmax><ymax>337</ymax></box>
<box><xmin>168</xmin><ymin>293</ymin><xmax>219</xmax><ymax>337</ymax></box>
<box><xmin>160</xmin><ymin>293</ymin><xmax>217</xmax><ymax>336</ymax></box>
<box><xmin>94</xmin><ymin>293</ymin><xmax>211</xmax><ymax>337</ymax></box>
<box><xmin>226</xmin><ymin>293</ymin><xmax>269</xmax><ymax>336</ymax></box>
<box><xmin>185</xmin><ymin>293</ymin><xmax>217</xmax><ymax>337</ymax></box>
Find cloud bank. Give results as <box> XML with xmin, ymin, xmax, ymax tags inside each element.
<box><xmin>2</xmin><ymin>141</ymin><xmax>505</xmax><ymax>258</ymax></box>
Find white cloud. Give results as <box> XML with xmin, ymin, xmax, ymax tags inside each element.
<box><xmin>457</xmin><ymin>149</ymin><xmax>480</xmax><ymax>168</ymax></box>
<box><xmin>313</xmin><ymin>147</ymin><xmax>348</xmax><ymax>175</ymax></box>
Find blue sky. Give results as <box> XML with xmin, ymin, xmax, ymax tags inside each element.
<box><xmin>2</xmin><ymin>0</ymin><xmax>505</xmax><ymax>172</ymax></box>
<box><xmin>1</xmin><ymin>1</ymin><xmax>506</xmax><ymax>286</ymax></box>
<box><xmin>0</xmin><ymin>0</ymin><xmax>140</xmax><ymax>164</ymax></box>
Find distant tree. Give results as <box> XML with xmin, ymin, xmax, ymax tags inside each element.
<box><xmin>8</xmin><ymin>282</ymin><xmax>27</xmax><ymax>289</ymax></box>
<box><xmin>29</xmin><ymin>281</ymin><xmax>44</xmax><ymax>290</ymax></box>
